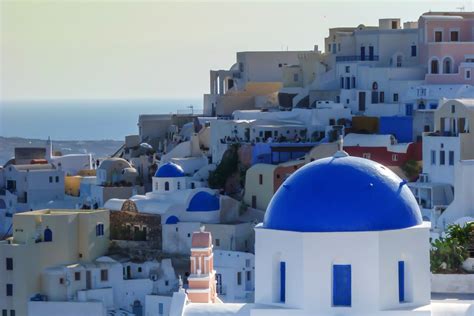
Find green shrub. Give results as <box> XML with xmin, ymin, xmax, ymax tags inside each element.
<box><xmin>430</xmin><ymin>223</ymin><xmax>473</xmax><ymax>273</ymax></box>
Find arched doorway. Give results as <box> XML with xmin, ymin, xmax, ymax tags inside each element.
<box><xmin>430</xmin><ymin>59</ymin><xmax>439</xmax><ymax>74</ymax></box>
<box><xmin>44</xmin><ymin>227</ymin><xmax>53</xmax><ymax>242</ymax></box>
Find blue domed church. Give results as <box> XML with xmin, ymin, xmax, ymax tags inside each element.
<box><xmin>179</xmin><ymin>151</ymin><xmax>453</xmax><ymax>316</ymax></box>
<box><xmin>253</xmin><ymin>151</ymin><xmax>432</xmax><ymax>315</ymax></box>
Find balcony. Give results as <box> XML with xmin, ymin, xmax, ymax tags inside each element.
<box><xmin>336</xmin><ymin>55</ymin><xmax>379</xmax><ymax>62</ymax></box>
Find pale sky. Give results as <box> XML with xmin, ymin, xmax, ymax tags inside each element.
<box><xmin>1</xmin><ymin>0</ymin><xmax>471</xmax><ymax>101</ymax></box>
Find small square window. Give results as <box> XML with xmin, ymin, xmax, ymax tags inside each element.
<box><xmin>59</xmin><ymin>278</ymin><xmax>64</xmax><ymax>285</ymax></box>
<box><xmin>293</xmin><ymin>73</ymin><xmax>299</xmax><ymax>82</ymax></box>
<box><xmin>55</xmin><ymin>176</ymin><xmax>59</xmax><ymax>183</ymax></box>
<box><xmin>187</xmin><ymin>233</ymin><xmax>191</xmax><ymax>238</ymax></box>
<box><xmin>363</xmin><ymin>153</ymin><xmax>371</xmax><ymax>160</ymax></box>
<box><xmin>138</xmin><ymin>267</ymin><xmax>142</xmax><ymax>273</ymax></box>
<box><xmin>345</xmin><ymin>66</ymin><xmax>350</xmax><ymax>73</ymax></box>
<box><xmin>165</xmin><ymin>280</ymin><xmax>169</xmax><ymax>286</ymax></box>
<box><xmin>215</xmin><ymin>239</ymin><xmax>220</xmax><ymax>246</ymax></box>
<box><xmin>2</xmin><ymin>310</ymin><xmax>7</xmax><ymax>316</ymax></box>
<box><xmin>435</xmin><ymin>31</ymin><xmax>442</xmax><ymax>42</ymax></box>
<box><xmin>440</xmin><ymin>150</ymin><xmax>446</xmax><ymax>165</ymax></box>
<box><xmin>465</xmin><ymin>69</ymin><xmax>471</xmax><ymax>80</ymax></box>
<box><xmin>49</xmin><ymin>176</ymin><xmax>53</xmax><ymax>183</ymax></box>
<box><xmin>392</xmin><ymin>154</ymin><xmax>398</xmax><ymax>162</ymax></box>
<box><xmin>393</xmin><ymin>93</ymin><xmax>399</xmax><ymax>102</ymax></box>
<box><xmin>74</xmin><ymin>272</ymin><xmax>81</xmax><ymax>281</ymax></box>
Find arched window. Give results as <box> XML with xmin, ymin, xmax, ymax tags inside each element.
<box><xmin>443</xmin><ymin>57</ymin><xmax>452</xmax><ymax>74</ymax></box>
<box><xmin>430</xmin><ymin>59</ymin><xmax>439</xmax><ymax>74</ymax></box>
<box><xmin>165</xmin><ymin>181</ymin><xmax>170</xmax><ymax>191</ymax></box>
<box><xmin>372</xmin><ymin>82</ymin><xmax>378</xmax><ymax>90</ymax></box>
<box><xmin>44</xmin><ymin>227</ymin><xmax>53</xmax><ymax>242</ymax></box>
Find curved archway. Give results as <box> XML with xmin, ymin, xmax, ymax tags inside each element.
<box><xmin>442</xmin><ymin>57</ymin><xmax>453</xmax><ymax>74</ymax></box>
<box><xmin>429</xmin><ymin>57</ymin><xmax>439</xmax><ymax>74</ymax></box>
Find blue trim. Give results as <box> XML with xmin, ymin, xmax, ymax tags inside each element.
<box><xmin>398</xmin><ymin>261</ymin><xmax>405</xmax><ymax>302</ymax></box>
<box><xmin>280</xmin><ymin>262</ymin><xmax>286</xmax><ymax>302</ymax></box>
<box><xmin>333</xmin><ymin>265</ymin><xmax>351</xmax><ymax>307</ymax></box>
<box><xmin>165</xmin><ymin>216</ymin><xmax>180</xmax><ymax>224</ymax></box>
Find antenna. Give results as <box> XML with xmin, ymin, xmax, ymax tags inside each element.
<box><xmin>456</xmin><ymin>5</ymin><xmax>465</xmax><ymax>11</ymax></box>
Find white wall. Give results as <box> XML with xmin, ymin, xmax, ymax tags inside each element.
<box><xmin>254</xmin><ymin>223</ymin><xmax>430</xmax><ymax>315</ymax></box>
<box><xmin>28</xmin><ymin>301</ymin><xmax>106</xmax><ymax>316</ymax></box>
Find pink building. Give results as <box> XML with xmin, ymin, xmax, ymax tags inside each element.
<box><xmin>418</xmin><ymin>12</ymin><xmax>474</xmax><ymax>84</ymax></box>
<box><xmin>187</xmin><ymin>228</ymin><xmax>217</xmax><ymax>303</ymax></box>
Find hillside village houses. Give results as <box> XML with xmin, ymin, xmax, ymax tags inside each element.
<box><xmin>0</xmin><ymin>10</ymin><xmax>474</xmax><ymax>316</ymax></box>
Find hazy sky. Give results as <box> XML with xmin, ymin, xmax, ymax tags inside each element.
<box><xmin>1</xmin><ymin>0</ymin><xmax>471</xmax><ymax>101</ymax></box>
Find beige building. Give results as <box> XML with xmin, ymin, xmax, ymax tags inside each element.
<box><xmin>0</xmin><ymin>209</ymin><xmax>109</xmax><ymax>316</ymax></box>
<box><xmin>244</xmin><ymin>142</ymin><xmax>339</xmax><ymax>210</ymax></box>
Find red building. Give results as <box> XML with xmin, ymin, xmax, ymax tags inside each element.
<box><xmin>343</xmin><ymin>134</ymin><xmax>422</xmax><ymax>167</ymax></box>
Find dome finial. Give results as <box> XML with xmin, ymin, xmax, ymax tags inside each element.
<box><xmin>333</xmin><ymin>135</ymin><xmax>349</xmax><ymax>158</ymax></box>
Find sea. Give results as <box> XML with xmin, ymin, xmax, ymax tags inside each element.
<box><xmin>0</xmin><ymin>99</ymin><xmax>202</xmax><ymax>141</ymax></box>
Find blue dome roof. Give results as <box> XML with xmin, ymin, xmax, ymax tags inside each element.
<box><xmin>187</xmin><ymin>191</ymin><xmax>220</xmax><ymax>212</ymax></box>
<box><xmin>154</xmin><ymin>162</ymin><xmax>185</xmax><ymax>178</ymax></box>
<box><xmin>264</xmin><ymin>154</ymin><xmax>422</xmax><ymax>232</ymax></box>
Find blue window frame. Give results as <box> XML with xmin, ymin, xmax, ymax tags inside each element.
<box><xmin>333</xmin><ymin>264</ymin><xmax>351</xmax><ymax>307</ymax></box>
<box><xmin>280</xmin><ymin>261</ymin><xmax>286</xmax><ymax>302</ymax></box>
<box><xmin>398</xmin><ymin>261</ymin><xmax>405</xmax><ymax>302</ymax></box>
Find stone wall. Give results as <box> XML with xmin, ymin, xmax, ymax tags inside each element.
<box><xmin>110</xmin><ymin>210</ymin><xmax>162</xmax><ymax>249</ymax></box>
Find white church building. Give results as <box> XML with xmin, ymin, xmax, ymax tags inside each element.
<box><xmin>173</xmin><ymin>152</ymin><xmax>473</xmax><ymax>316</ymax></box>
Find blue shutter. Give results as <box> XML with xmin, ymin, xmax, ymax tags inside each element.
<box><xmin>398</xmin><ymin>261</ymin><xmax>405</xmax><ymax>302</ymax></box>
<box><xmin>280</xmin><ymin>261</ymin><xmax>286</xmax><ymax>302</ymax></box>
<box><xmin>333</xmin><ymin>265</ymin><xmax>351</xmax><ymax>306</ymax></box>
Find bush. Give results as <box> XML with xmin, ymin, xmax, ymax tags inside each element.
<box><xmin>430</xmin><ymin>223</ymin><xmax>473</xmax><ymax>273</ymax></box>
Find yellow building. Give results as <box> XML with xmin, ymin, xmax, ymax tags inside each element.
<box><xmin>0</xmin><ymin>209</ymin><xmax>109</xmax><ymax>316</ymax></box>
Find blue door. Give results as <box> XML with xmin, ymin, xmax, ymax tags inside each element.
<box><xmin>405</xmin><ymin>103</ymin><xmax>413</xmax><ymax>116</ymax></box>
<box><xmin>360</xmin><ymin>47</ymin><xmax>366</xmax><ymax>61</ymax></box>
<box><xmin>333</xmin><ymin>265</ymin><xmax>351</xmax><ymax>306</ymax></box>
<box><xmin>398</xmin><ymin>261</ymin><xmax>405</xmax><ymax>302</ymax></box>
<box><xmin>280</xmin><ymin>262</ymin><xmax>286</xmax><ymax>302</ymax></box>
<box><xmin>369</xmin><ymin>46</ymin><xmax>374</xmax><ymax>60</ymax></box>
